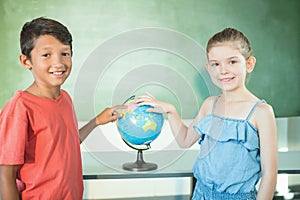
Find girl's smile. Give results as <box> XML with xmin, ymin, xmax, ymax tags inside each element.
<box><xmin>206</xmin><ymin>45</ymin><xmax>248</xmax><ymax>91</ymax></box>
<box><xmin>219</xmin><ymin>76</ymin><xmax>235</xmax><ymax>83</ymax></box>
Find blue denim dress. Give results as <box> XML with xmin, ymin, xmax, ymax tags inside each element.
<box><xmin>192</xmin><ymin>97</ymin><xmax>265</xmax><ymax>200</ymax></box>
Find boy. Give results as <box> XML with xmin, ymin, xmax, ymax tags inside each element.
<box><xmin>0</xmin><ymin>17</ymin><xmax>124</xmax><ymax>199</ymax></box>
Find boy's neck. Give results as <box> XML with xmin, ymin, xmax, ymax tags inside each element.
<box><xmin>25</xmin><ymin>83</ymin><xmax>61</xmax><ymax>100</ymax></box>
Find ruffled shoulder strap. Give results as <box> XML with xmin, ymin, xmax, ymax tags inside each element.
<box><xmin>245</xmin><ymin>99</ymin><xmax>266</xmax><ymax>121</ymax></box>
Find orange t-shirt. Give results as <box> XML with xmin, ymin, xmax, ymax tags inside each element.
<box><xmin>0</xmin><ymin>90</ymin><xmax>83</xmax><ymax>199</ymax></box>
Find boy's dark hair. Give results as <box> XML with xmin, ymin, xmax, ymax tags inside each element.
<box><xmin>20</xmin><ymin>17</ymin><xmax>73</xmax><ymax>59</ymax></box>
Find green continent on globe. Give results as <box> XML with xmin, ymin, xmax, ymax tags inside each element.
<box><xmin>142</xmin><ymin>121</ymin><xmax>157</xmax><ymax>132</ymax></box>
<box><xmin>117</xmin><ymin>102</ymin><xmax>164</xmax><ymax>145</ymax></box>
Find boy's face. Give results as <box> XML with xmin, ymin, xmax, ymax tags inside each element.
<box><xmin>20</xmin><ymin>35</ymin><xmax>72</xmax><ymax>89</ymax></box>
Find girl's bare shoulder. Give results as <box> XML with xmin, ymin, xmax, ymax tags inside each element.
<box><xmin>252</xmin><ymin>101</ymin><xmax>276</xmax><ymax>129</ymax></box>
<box><xmin>256</xmin><ymin>101</ymin><xmax>275</xmax><ymax>117</ymax></box>
<box><xmin>199</xmin><ymin>96</ymin><xmax>217</xmax><ymax>115</ymax></box>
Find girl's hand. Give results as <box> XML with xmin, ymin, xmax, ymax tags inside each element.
<box><xmin>95</xmin><ymin>105</ymin><xmax>126</xmax><ymax>125</ymax></box>
<box><xmin>135</xmin><ymin>92</ymin><xmax>176</xmax><ymax>114</ymax></box>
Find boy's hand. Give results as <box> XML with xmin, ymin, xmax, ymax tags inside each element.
<box><xmin>95</xmin><ymin>105</ymin><xmax>126</xmax><ymax>125</ymax></box>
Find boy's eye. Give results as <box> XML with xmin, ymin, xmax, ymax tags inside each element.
<box><xmin>62</xmin><ymin>52</ymin><xmax>71</xmax><ymax>57</ymax></box>
<box><xmin>42</xmin><ymin>53</ymin><xmax>50</xmax><ymax>57</ymax></box>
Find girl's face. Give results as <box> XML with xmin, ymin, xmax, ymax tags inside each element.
<box><xmin>21</xmin><ymin>35</ymin><xmax>72</xmax><ymax>89</ymax></box>
<box><xmin>206</xmin><ymin>43</ymin><xmax>254</xmax><ymax>92</ymax></box>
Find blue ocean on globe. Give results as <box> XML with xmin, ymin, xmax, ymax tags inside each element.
<box><xmin>117</xmin><ymin>103</ymin><xmax>164</xmax><ymax>145</ymax></box>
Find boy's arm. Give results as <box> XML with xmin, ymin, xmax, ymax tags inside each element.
<box><xmin>79</xmin><ymin>105</ymin><xmax>125</xmax><ymax>143</ymax></box>
<box><xmin>0</xmin><ymin>165</ymin><xmax>20</xmax><ymax>200</ymax></box>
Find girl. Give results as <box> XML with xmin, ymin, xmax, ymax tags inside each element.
<box><xmin>137</xmin><ymin>28</ymin><xmax>277</xmax><ymax>199</ymax></box>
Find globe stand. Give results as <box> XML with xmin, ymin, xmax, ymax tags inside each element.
<box><xmin>122</xmin><ymin>139</ymin><xmax>158</xmax><ymax>172</ymax></box>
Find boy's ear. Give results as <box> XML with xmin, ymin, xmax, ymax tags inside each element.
<box><xmin>19</xmin><ymin>54</ymin><xmax>32</xmax><ymax>70</ymax></box>
<box><xmin>246</xmin><ymin>56</ymin><xmax>256</xmax><ymax>73</ymax></box>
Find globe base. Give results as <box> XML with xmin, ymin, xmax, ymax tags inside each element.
<box><xmin>122</xmin><ymin>150</ymin><xmax>157</xmax><ymax>171</ymax></box>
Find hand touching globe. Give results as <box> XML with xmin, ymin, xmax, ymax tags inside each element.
<box><xmin>117</xmin><ymin>101</ymin><xmax>164</xmax><ymax>146</ymax></box>
<box><xmin>117</xmin><ymin>95</ymin><xmax>164</xmax><ymax>171</ymax></box>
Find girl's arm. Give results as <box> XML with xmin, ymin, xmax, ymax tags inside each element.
<box><xmin>0</xmin><ymin>165</ymin><xmax>20</xmax><ymax>200</ymax></box>
<box><xmin>136</xmin><ymin>93</ymin><xmax>207</xmax><ymax>148</ymax></box>
<box><xmin>79</xmin><ymin>105</ymin><xmax>126</xmax><ymax>143</ymax></box>
<box><xmin>164</xmin><ymin>103</ymin><xmax>199</xmax><ymax>148</ymax></box>
<box><xmin>254</xmin><ymin>103</ymin><xmax>278</xmax><ymax>200</ymax></box>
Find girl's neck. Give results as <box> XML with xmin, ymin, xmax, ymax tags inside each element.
<box><xmin>221</xmin><ymin>88</ymin><xmax>256</xmax><ymax>103</ymax></box>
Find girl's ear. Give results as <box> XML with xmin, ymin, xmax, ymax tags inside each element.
<box><xmin>205</xmin><ymin>63</ymin><xmax>210</xmax><ymax>71</ymax></box>
<box><xmin>246</xmin><ymin>56</ymin><xmax>256</xmax><ymax>73</ymax></box>
<box><xmin>19</xmin><ymin>54</ymin><xmax>32</xmax><ymax>70</ymax></box>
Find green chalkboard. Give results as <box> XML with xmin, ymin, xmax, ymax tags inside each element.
<box><xmin>0</xmin><ymin>0</ymin><xmax>299</xmax><ymax>120</ymax></box>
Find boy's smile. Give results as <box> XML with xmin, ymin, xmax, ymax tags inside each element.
<box><xmin>20</xmin><ymin>35</ymin><xmax>72</xmax><ymax>99</ymax></box>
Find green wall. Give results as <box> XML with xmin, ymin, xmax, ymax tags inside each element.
<box><xmin>0</xmin><ymin>0</ymin><xmax>299</xmax><ymax>120</ymax></box>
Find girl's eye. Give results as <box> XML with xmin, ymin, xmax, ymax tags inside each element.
<box><xmin>210</xmin><ymin>63</ymin><xmax>219</xmax><ymax>67</ymax></box>
<box><xmin>229</xmin><ymin>60</ymin><xmax>237</xmax><ymax>65</ymax></box>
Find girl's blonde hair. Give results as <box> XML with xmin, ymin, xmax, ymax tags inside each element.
<box><xmin>206</xmin><ymin>28</ymin><xmax>252</xmax><ymax>59</ymax></box>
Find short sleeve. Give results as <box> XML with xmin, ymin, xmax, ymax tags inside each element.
<box><xmin>0</xmin><ymin>92</ymin><xmax>28</xmax><ymax>165</ymax></box>
<box><xmin>61</xmin><ymin>90</ymin><xmax>78</xmax><ymax>130</ymax></box>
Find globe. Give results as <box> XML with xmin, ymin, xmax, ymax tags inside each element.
<box><xmin>117</xmin><ymin>96</ymin><xmax>164</xmax><ymax>171</ymax></box>
<box><xmin>117</xmin><ymin>101</ymin><xmax>164</xmax><ymax>146</ymax></box>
